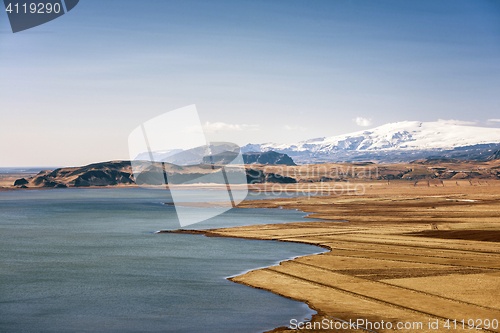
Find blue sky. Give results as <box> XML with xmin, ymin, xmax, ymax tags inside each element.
<box><xmin>1</xmin><ymin>0</ymin><xmax>499</xmax><ymax>166</ymax></box>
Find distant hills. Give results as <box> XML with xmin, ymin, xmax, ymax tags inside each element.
<box><xmin>10</xmin><ymin>151</ymin><xmax>297</xmax><ymax>189</ymax></box>
<box><xmin>242</xmin><ymin>120</ymin><xmax>500</xmax><ymax>164</ymax></box>
<box><xmin>7</xmin><ymin>119</ymin><xmax>500</xmax><ymax>189</ymax></box>
<box><xmin>212</xmin><ymin>151</ymin><xmax>295</xmax><ymax>166</ymax></box>
<box><xmin>134</xmin><ymin>147</ymin><xmax>296</xmax><ymax>166</ymax></box>
<box><xmin>13</xmin><ymin>161</ymin><xmax>135</xmax><ymax>188</ymax></box>
<box><xmin>10</xmin><ymin>156</ymin><xmax>500</xmax><ymax>189</ymax></box>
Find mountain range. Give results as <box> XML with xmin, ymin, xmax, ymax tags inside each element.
<box><xmin>242</xmin><ymin>120</ymin><xmax>500</xmax><ymax>164</ymax></box>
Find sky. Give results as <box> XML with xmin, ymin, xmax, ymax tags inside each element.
<box><xmin>1</xmin><ymin>0</ymin><xmax>499</xmax><ymax>167</ymax></box>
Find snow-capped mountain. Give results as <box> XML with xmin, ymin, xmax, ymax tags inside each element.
<box><xmin>242</xmin><ymin>120</ymin><xmax>500</xmax><ymax>164</ymax></box>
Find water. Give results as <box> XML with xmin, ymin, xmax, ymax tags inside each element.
<box><xmin>0</xmin><ymin>188</ymin><xmax>325</xmax><ymax>333</ymax></box>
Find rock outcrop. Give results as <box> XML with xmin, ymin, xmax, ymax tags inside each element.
<box><xmin>13</xmin><ymin>178</ymin><xmax>29</xmax><ymax>186</ymax></box>
<box><xmin>242</xmin><ymin>151</ymin><xmax>296</xmax><ymax>166</ymax></box>
<box><xmin>204</xmin><ymin>151</ymin><xmax>296</xmax><ymax>166</ymax></box>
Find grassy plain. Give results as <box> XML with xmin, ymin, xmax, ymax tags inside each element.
<box><xmin>170</xmin><ymin>177</ymin><xmax>500</xmax><ymax>332</ymax></box>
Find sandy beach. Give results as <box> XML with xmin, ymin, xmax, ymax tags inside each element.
<box><xmin>164</xmin><ymin>180</ymin><xmax>500</xmax><ymax>332</ymax></box>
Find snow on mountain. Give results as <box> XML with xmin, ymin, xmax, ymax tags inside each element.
<box><xmin>245</xmin><ymin>120</ymin><xmax>500</xmax><ymax>154</ymax></box>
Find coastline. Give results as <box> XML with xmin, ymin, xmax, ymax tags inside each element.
<box><xmin>4</xmin><ymin>177</ymin><xmax>500</xmax><ymax>331</ymax></box>
<box><xmin>1</xmin><ymin>188</ymin><xmax>327</xmax><ymax>333</ymax></box>
<box><xmin>161</xmin><ymin>227</ymin><xmax>333</xmax><ymax>332</ymax></box>
<box><xmin>161</xmin><ymin>182</ymin><xmax>500</xmax><ymax>333</ymax></box>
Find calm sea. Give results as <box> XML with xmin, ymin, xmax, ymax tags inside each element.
<box><xmin>0</xmin><ymin>188</ymin><xmax>325</xmax><ymax>333</ymax></box>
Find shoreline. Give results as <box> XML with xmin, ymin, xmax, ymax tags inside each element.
<box><xmin>160</xmin><ymin>227</ymin><xmax>332</xmax><ymax>332</ymax></box>
<box><xmin>4</xmin><ymin>179</ymin><xmax>500</xmax><ymax>331</ymax></box>
<box><xmin>160</xmin><ymin>182</ymin><xmax>500</xmax><ymax>332</ymax></box>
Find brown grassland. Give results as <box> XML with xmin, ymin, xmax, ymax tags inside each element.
<box><xmin>168</xmin><ymin>169</ymin><xmax>500</xmax><ymax>332</ymax></box>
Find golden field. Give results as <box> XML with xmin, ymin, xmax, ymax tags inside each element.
<box><xmin>169</xmin><ymin>172</ymin><xmax>500</xmax><ymax>332</ymax></box>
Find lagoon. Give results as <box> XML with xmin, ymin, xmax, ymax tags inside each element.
<box><xmin>0</xmin><ymin>188</ymin><xmax>324</xmax><ymax>333</ymax></box>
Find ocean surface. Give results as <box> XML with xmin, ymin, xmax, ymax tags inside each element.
<box><xmin>0</xmin><ymin>188</ymin><xmax>325</xmax><ymax>333</ymax></box>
